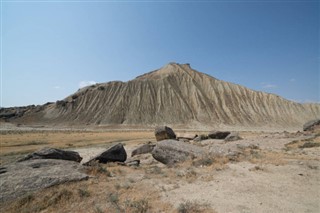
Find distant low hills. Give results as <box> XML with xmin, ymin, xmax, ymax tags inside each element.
<box><xmin>1</xmin><ymin>63</ymin><xmax>319</xmax><ymax>129</ymax></box>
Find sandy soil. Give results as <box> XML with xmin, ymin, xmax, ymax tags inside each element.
<box><xmin>1</xmin><ymin>128</ymin><xmax>319</xmax><ymax>213</ymax></box>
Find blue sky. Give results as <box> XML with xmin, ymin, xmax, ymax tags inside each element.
<box><xmin>1</xmin><ymin>0</ymin><xmax>319</xmax><ymax>107</ymax></box>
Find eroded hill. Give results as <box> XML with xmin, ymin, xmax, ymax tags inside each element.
<box><xmin>1</xmin><ymin>63</ymin><xmax>319</xmax><ymax>129</ymax></box>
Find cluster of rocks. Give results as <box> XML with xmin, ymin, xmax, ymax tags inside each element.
<box><xmin>4</xmin><ymin>126</ymin><xmax>242</xmax><ymax>168</ymax></box>
<box><xmin>0</xmin><ymin>144</ymin><xmax>130</xmax><ymax>202</ymax></box>
<box><xmin>0</xmin><ymin>125</ymin><xmax>243</xmax><ymax>202</ymax></box>
<box><xmin>138</xmin><ymin>126</ymin><xmax>242</xmax><ymax>166</ymax></box>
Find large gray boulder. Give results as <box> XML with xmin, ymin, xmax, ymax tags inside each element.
<box><xmin>131</xmin><ymin>143</ymin><xmax>156</xmax><ymax>157</ymax></box>
<box><xmin>0</xmin><ymin>159</ymin><xmax>88</xmax><ymax>202</ymax></box>
<box><xmin>155</xmin><ymin>126</ymin><xmax>176</xmax><ymax>141</ymax></box>
<box><xmin>303</xmin><ymin>119</ymin><xmax>320</xmax><ymax>131</ymax></box>
<box><xmin>18</xmin><ymin>147</ymin><xmax>82</xmax><ymax>163</ymax></box>
<box><xmin>152</xmin><ymin>140</ymin><xmax>205</xmax><ymax>165</ymax></box>
<box><xmin>208</xmin><ymin>131</ymin><xmax>231</xmax><ymax>139</ymax></box>
<box><xmin>83</xmin><ymin>143</ymin><xmax>127</xmax><ymax>165</ymax></box>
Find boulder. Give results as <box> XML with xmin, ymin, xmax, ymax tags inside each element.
<box><xmin>131</xmin><ymin>143</ymin><xmax>156</xmax><ymax>157</ymax></box>
<box><xmin>208</xmin><ymin>131</ymin><xmax>231</xmax><ymax>139</ymax></box>
<box><xmin>18</xmin><ymin>147</ymin><xmax>82</xmax><ymax>163</ymax></box>
<box><xmin>152</xmin><ymin>140</ymin><xmax>205</xmax><ymax>165</ymax></box>
<box><xmin>83</xmin><ymin>143</ymin><xmax>127</xmax><ymax>165</ymax></box>
<box><xmin>155</xmin><ymin>126</ymin><xmax>176</xmax><ymax>141</ymax></box>
<box><xmin>0</xmin><ymin>159</ymin><xmax>88</xmax><ymax>202</ymax></box>
<box><xmin>176</xmin><ymin>133</ymin><xmax>198</xmax><ymax>141</ymax></box>
<box><xmin>303</xmin><ymin>119</ymin><xmax>320</xmax><ymax>131</ymax></box>
<box><xmin>224</xmin><ymin>132</ymin><xmax>242</xmax><ymax>142</ymax></box>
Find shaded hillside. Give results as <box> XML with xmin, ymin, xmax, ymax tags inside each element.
<box><xmin>2</xmin><ymin>63</ymin><xmax>320</xmax><ymax>128</ymax></box>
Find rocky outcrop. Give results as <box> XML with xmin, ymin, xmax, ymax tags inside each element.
<box><xmin>83</xmin><ymin>143</ymin><xmax>127</xmax><ymax>165</ymax></box>
<box><xmin>303</xmin><ymin>119</ymin><xmax>320</xmax><ymax>131</ymax></box>
<box><xmin>0</xmin><ymin>159</ymin><xmax>88</xmax><ymax>202</ymax></box>
<box><xmin>5</xmin><ymin>63</ymin><xmax>320</xmax><ymax>128</ymax></box>
<box><xmin>18</xmin><ymin>147</ymin><xmax>82</xmax><ymax>163</ymax></box>
<box><xmin>152</xmin><ymin>140</ymin><xmax>205</xmax><ymax>165</ymax></box>
<box><xmin>131</xmin><ymin>143</ymin><xmax>156</xmax><ymax>157</ymax></box>
<box><xmin>208</xmin><ymin>131</ymin><xmax>231</xmax><ymax>139</ymax></box>
<box><xmin>155</xmin><ymin>126</ymin><xmax>176</xmax><ymax>141</ymax></box>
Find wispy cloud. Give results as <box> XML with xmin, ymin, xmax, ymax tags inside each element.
<box><xmin>289</xmin><ymin>78</ymin><xmax>296</xmax><ymax>82</ymax></box>
<box><xmin>53</xmin><ymin>86</ymin><xmax>61</xmax><ymax>89</ymax></box>
<box><xmin>79</xmin><ymin>81</ymin><xmax>96</xmax><ymax>88</ymax></box>
<box><xmin>261</xmin><ymin>82</ymin><xmax>277</xmax><ymax>89</ymax></box>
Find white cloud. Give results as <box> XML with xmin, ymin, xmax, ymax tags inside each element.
<box><xmin>79</xmin><ymin>81</ymin><xmax>96</xmax><ymax>88</ymax></box>
<box><xmin>53</xmin><ymin>86</ymin><xmax>61</xmax><ymax>89</ymax></box>
<box><xmin>289</xmin><ymin>78</ymin><xmax>296</xmax><ymax>82</ymax></box>
<box><xmin>261</xmin><ymin>82</ymin><xmax>277</xmax><ymax>89</ymax></box>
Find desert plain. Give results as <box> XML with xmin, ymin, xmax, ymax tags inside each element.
<box><xmin>0</xmin><ymin>123</ymin><xmax>319</xmax><ymax>213</ymax></box>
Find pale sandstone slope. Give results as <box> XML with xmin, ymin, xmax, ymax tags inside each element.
<box><xmin>10</xmin><ymin>63</ymin><xmax>320</xmax><ymax>128</ymax></box>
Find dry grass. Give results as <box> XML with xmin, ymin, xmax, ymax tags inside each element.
<box><xmin>178</xmin><ymin>200</ymin><xmax>216</xmax><ymax>213</ymax></box>
<box><xmin>285</xmin><ymin>135</ymin><xmax>320</xmax><ymax>149</ymax></box>
<box><xmin>0</xmin><ymin>130</ymin><xmax>153</xmax><ymax>163</ymax></box>
<box><xmin>2</xmin><ymin>130</ymin><xmax>319</xmax><ymax>212</ymax></box>
<box><xmin>2</xmin><ymin>162</ymin><xmax>173</xmax><ymax>213</ymax></box>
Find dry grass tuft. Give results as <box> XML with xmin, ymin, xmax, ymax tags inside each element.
<box><xmin>178</xmin><ymin>200</ymin><xmax>216</xmax><ymax>213</ymax></box>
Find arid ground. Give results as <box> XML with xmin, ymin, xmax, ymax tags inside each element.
<box><xmin>0</xmin><ymin>126</ymin><xmax>319</xmax><ymax>213</ymax></box>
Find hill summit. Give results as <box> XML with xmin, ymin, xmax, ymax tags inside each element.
<box><xmin>2</xmin><ymin>63</ymin><xmax>320</xmax><ymax>129</ymax></box>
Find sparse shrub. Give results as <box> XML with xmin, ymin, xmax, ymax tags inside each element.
<box><xmin>85</xmin><ymin>162</ymin><xmax>112</xmax><ymax>177</ymax></box>
<box><xmin>123</xmin><ymin>182</ymin><xmax>131</xmax><ymax>190</ymax></box>
<box><xmin>249</xmin><ymin>165</ymin><xmax>264</xmax><ymax>171</ymax></box>
<box><xmin>94</xmin><ymin>205</ymin><xmax>104</xmax><ymax>213</ymax></box>
<box><xmin>114</xmin><ymin>182</ymin><xmax>131</xmax><ymax>190</ymax></box>
<box><xmin>299</xmin><ymin>142</ymin><xmax>320</xmax><ymax>148</ymax></box>
<box><xmin>307</xmin><ymin>164</ymin><xmax>318</xmax><ymax>170</ymax></box>
<box><xmin>178</xmin><ymin>200</ymin><xmax>211</xmax><ymax>213</ymax></box>
<box><xmin>49</xmin><ymin>189</ymin><xmax>73</xmax><ymax>205</ymax></box>
<box><xmin>192</xmin><ymin>155</ymin><xmax>214</xmax><ymax>167</ymax></box>
<box><xmin>250</xmin><ymin>150</ymin><xmax>262</xmax><ymax>159</ymax></box>
<box><xmin>146</xmin><ymin>165</ymin><xmax>163</xmax><ymax>175</ymax></box>
<box><xmin>128</xmin><ymin>178</ymin><xmax>135</xmax><ymax>183</ymax></box>
<box><xmin>108</xmin><ymin>192</ymin><xmax>122</xmax><ymax>211</ymax></box>
<box><xmin>125</xmin><ymin>199</ymin><xmax>150</xmax><ymax>213</ymax></box>
<box><xmin>108</xmin><ymin>192</ymin><xmax>119</xmax><ymax>204</ymax></box>
<box><xmin>285</xmin><ymin>140</ymin><xmax>299</xmax><ymax>148</ymax></box>
<box><xmin>115</xmin><ymin>183</ymin><xmax>121</xmax><ymax>190</ymax></box>
<box><xmin>78</xmin><ymin>188</ymin><xmax>90</xmax><ymax>198</ymax></box>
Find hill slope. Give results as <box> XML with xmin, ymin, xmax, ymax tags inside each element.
<box><xmin>2</xmin><ymin>63</ymin><xmax>320</xmax><ymax>129</ymax></box>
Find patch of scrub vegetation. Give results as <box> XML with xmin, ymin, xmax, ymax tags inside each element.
<box><xmin>178</xmin><ymin>200</ymin><xmax>216</xmax><ymax>213</ymax></box>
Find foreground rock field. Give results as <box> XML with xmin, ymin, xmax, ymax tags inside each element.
<box><xmin>0</xmin><ymin>126</ymin><xmax>319</xmax><ymax>213</ymax></box>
